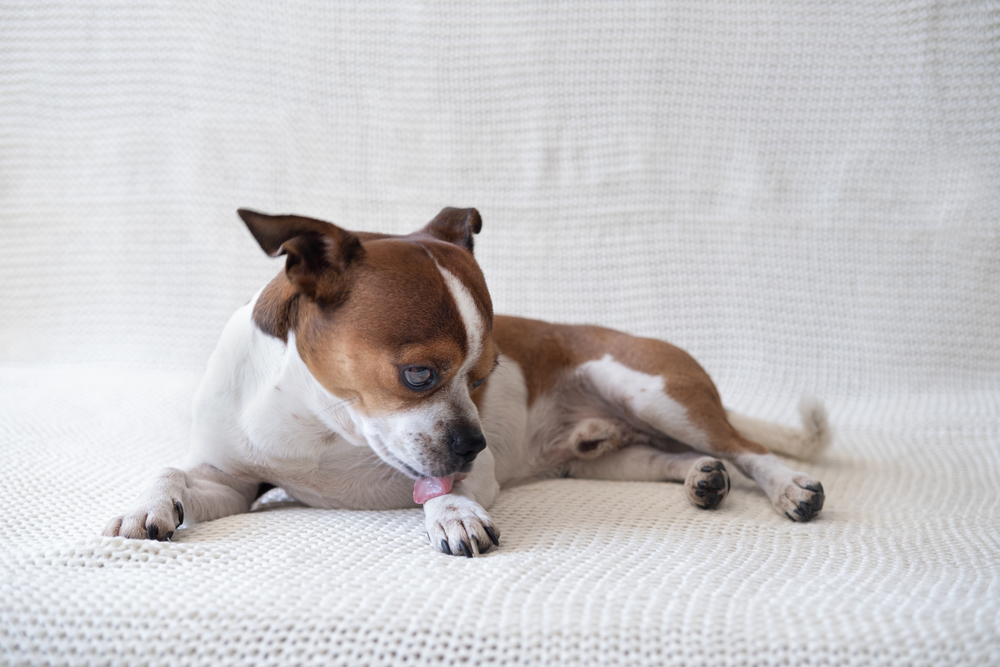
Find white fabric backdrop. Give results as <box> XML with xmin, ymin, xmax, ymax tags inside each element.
<box><xmin>1</xmin><ymin>1</ymin><xmax>998</xmax><ymax>665</ymax></box>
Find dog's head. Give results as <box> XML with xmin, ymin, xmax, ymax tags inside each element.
<box><xmin>238</xmin><ymin>207</ymin><xmax>498</xmax><ymax>481</ymax></box>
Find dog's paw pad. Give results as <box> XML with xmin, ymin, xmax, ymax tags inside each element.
<box><xmin>686</xmin><ymin>458</ymin><xmax>729</xmax><ymax>510</ymax></box>
<box><xmin>424</xmin><ymin>494</ymin><xmax>498</xmax><ymax>557</ymax></box>
<box><xmin>778</xmin><ymin>476</ymin><xmax>825</xmax><ymax>522</ymax></box>
<box><xmin>102</xmin><ymin>498</ymin><xmax>184</xmax><ymax>540</ymax></box>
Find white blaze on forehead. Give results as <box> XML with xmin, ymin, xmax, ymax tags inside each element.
<box><xmin>435</xmin><ymin>263</ymin><xmax>485</xmax><ymax>377</ymax></box>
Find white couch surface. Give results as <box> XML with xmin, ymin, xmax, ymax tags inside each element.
<box><xmin>2</xmin><ymin>2</ymin><xmax>998</xmax><ymax>665</ymax></box>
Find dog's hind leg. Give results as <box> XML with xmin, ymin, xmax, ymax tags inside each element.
<box><xmin>579</xmin><ymin>352</ymin><xmax>826</xmax><ymax>522</ymax></box>
<box><xmin>102</xmin><ymin>463</ymin><xmax>261</xmax><ymax>540</ymax></box>
<box><xmin>568</xmin><ymin>445</ymin><xmax>730</xmax><ymax>509</ymax></box>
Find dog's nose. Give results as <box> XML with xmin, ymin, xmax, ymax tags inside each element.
<box><xmin>449</xmin><ymin>424</ymin><xmax>487</xmax><ymax>462</ymax></box>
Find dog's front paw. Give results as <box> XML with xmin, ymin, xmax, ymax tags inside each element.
<box><xmin>103</xmin><ymin>498</ymin><xmax>184</xmax><ymax>540</ymax></box>
<box><xmin>775</xmin><ymin>475</ymin><xmax>825</xmax><ymax>522</ymax></box>
<box><xmin>423</xmin><ymin>494</ymin><xmax>499</xmax><ymax>558</ymax></box>
<box><xmin>686</xmin><ymin>457</ymin><xmax>730</xmax><ymax>509</ymax></box>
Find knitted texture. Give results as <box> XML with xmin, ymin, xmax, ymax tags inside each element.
<box><xmin>2</xmin><ymin>367</ymin><xmax>998</xmax><ymax>666</ymax></box>
<box><xmin>1</xmin><ymin>1</ymin><xmax>998</xmax><ymax>665</ymax></box>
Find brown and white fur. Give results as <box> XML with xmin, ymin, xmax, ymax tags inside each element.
<box><xmin>104</xmin><ymin>208</ymin><xmax>829</xmax><ymax>557</ymax></box>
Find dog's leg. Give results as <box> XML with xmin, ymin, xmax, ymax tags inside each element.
<box><xmin>650</xmin><ymin>415</ymin><xmax>824</xmax><ymax>522</ymax></box>
<box><xmin>720</xmin><ymin>448</ymin><xmax>825</xmax><ymax>522</ymax></box>
<box><xmin>423</xmin><ymin>447</ymin><xmax>501</xmax><ymax>557</ymax></box>
<box><xmin>568</xmin><ymin>445</ymin><xmax>730</xmax><ymax>509</ymax></box>
<box><xmin>581</xmin><ymin>355</ymin><xmax>825</xmax><ymax>521</ymax></box>
<box><xmin>647</xmin><ymin>412</ymin><xmax>825</xmax><ymax>522</ymax></box>
<box><xmin>103</xmin><ymin>463</ymin><xmax>260</xmax><ymax>540</ymax></box>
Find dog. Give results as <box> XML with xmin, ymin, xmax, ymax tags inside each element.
<box><xmin>104</xmin><ymin>207</ymin><xmax>829</xmax><ymax>557</ymax></box>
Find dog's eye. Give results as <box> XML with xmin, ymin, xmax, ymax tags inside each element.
<box><xmin>472</xmin><ymin>378</ymin><xmax>485</xmax><ymax>390</ymax></box>
<box><xmin>401</xmin><ymin>366</ymin><xmax>437</xmax><ymax>391</ymax></box>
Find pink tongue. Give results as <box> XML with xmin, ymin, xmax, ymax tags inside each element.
<box><xmin>413</xmin><ymin>473</ymin><xmax>467</xmax><ymax>504</ymax></box>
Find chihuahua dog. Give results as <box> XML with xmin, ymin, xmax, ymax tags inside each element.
<box><xmin>104</xmin><ymin>208</ymin><xmax>828</xmax><ymax>557</ymax></box>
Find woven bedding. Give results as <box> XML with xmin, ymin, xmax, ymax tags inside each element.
<box><xmin>2</xmin><ymin>2</ymin><xmax>998</xmax><ymax>665</ymax></box>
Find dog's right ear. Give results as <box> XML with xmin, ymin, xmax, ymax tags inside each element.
<box><xmin>237</xmin><ymin>209</ymin><xmax>365</xmax><ymax>306</ymax></box>
<box><xmin>422</xmin><ymin>207</ymin><xmax>483</xmax><ymax>253</ymax></box>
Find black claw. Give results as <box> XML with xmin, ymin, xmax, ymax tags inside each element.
<box><xmin>164</xmin><ymin>531</ymin><xmax>173</xmax><ymax>541</ymax></box>
<box><xmin>174</xmin><ymin>500</ymin><xmax>184</xmax><ymax>526</ymax></box>
<box><xmin>440</xmin><ymin>539</ymin><xmax>452</xmax><ymax>555</ymax></box>
<box><xmin>726</xmin><ymin>477</ymin><xmax>731</xmax><ymax>492</ymax></box>
<box><xmin>697</xmin><ymin>480</ymin><xmax>708</xmax><ymax>489</ymax></box>
<box><xmin>695</xmin><ymin>489</ymin><xmax>708</xmax><ymax>497</ymax></box>
<box><xmin>146</xmin><ymin>524</ymin><xmax>159</xmax><ymax>540</ymax></box>
<box><xmin>459</xmin><ymin>541</ymin><xmax>473</xmax><ymax>558</ymax></box>
<box><xmin>785</xmin><ymin>511</ymin><xmax>797</xmax><ymax>521</ymax></box>
<box><xmin>484</xmin><ymin>525</ymin><xmax>499</xmax><ymax>547</ymax></box>
<box><xmin>701</xmin><ymin>465</ymin><xmax>713</xmax><ymax>473</ymax></box>
<box><xmin>795</xmin><ymin>501</ymin><xmax>814</xmax><ymax>521</ymax></box>
<box><xmin>805</xmin><ymin>484</ymin><xmax>826</xmax><ymax>512</ymax></box>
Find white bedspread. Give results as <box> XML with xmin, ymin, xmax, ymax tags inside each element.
<box><xmin>2</xmin><ymin>2</ymin><xmax>998</xmax><ymax>665</ymax></box>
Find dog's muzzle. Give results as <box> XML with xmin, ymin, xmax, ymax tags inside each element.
<box><xmin>412</xmin><ymin>423</ymin><xmax>487</xmax><ymax>504</ymax></box>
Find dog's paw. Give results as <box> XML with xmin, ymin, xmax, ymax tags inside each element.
<box><xmin>686</xmin><ymin>457</ymin><xmax>730</xmax><ymax>509</ymax></box>
<box><xmin>775</xmin><ymin>475</ymin><xmax>825</xmax><ymax>522</ymax></box>
<box><xmin>102</xmin><ymin>498</ymin><xmax>184</xmax><ymax>540</ymax></box>
<box><xmin>423</xmin><ymin>494</ymin><xmax>499</xmax><ymax>558</ymax></box>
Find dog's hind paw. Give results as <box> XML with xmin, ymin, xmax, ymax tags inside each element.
<box><xmin>102</xmin><ymin>498</ymin><xmax>184</xmax><ymax>541</ymax></box>
<box><xmin>686</xmin><ymin>457</ymin><xmax>730</xmax><ymax>510</ymax></box>
<box><xmin>423</xmin><ymin>494</ymin><xmax>499</xmax><ymax>557</ymax></box>
<box><xmin>776</xmin><ymin>475</ymin><xmax>825</xmax><ymax>522</ymax></box>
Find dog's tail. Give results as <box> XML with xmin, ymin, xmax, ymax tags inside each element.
<box><xmin>725</xmin><ymin>396</ymin><xmax>831</xmax><ymax>461</ymax></box>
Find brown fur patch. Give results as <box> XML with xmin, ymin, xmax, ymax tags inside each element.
<box><xmin>420</xmin><ymin>207</ymin><xmax>483</xmax><ymax>252</ymax></box>
<box><xmin>238</xmin><ymin>209</ymin><xmax>368</xmax><ymax>307</ymax></box>
<box><xmin>493</xmin><ymin>315</ymin><xmax>767</xmax><ymax>455</ymax></box>
<box><xmin>253</xmin><ymin>274</ymin><xmax>300</xmax><ymax>342</ymax></box>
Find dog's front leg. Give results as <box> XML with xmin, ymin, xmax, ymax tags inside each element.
<box><xmin>103</xmin><ymin>463</ymin><xmax>259</xmax><ymax>540</ymax></box>
<box><xmin>423</xmin><ymin>447</ymin><xmax>501</xmax><ymax>557</ymax></box>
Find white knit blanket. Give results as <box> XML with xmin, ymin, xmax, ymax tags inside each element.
<box><xmin>2</xmin><ymin>2</ymin><xmax>998</xmax><ymax>665</ymax></box>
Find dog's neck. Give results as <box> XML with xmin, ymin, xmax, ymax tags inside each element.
<box><xmin>246</xmin><ymin>329</ymin><xmax>369</xmax><ymax>452</ymax></box>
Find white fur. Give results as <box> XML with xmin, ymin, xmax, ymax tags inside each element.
<box><xmin>436</xmin><ymin>262</ymin><xmax>485</xmax><ymax>380</ymax></box>
<box><xmin>476</xmin><ymin>354</ymin><xmax>533</xmax><ymax>486</ymax></box>
<box><xmin>186</xmin><ymin>292</ymin><xmax>414</xmax><ymax>510</ymax></box>
<box><xmin>725</xmin><ymin>396</ymin><xmax>831</xmax><ymax>461</ymax></box>
<box><xmin>578</xmin><ymin>354</ymin><xmax>709</xmax><ymax>449</ymax></box>
<box><xmin>733</xmin><ymin>452</ymin><xmax>824</xmax><ymax>520</ymax></box>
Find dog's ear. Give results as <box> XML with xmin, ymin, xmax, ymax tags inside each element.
<box><xmin>421</xmin><ymin>207</ymin><xmax>482</xmax><ymax>253</ymax></box>
<box><xmin>238</xmin><ymin>209</ymin><xmax>364</xmax><ymax>305</ymax></box>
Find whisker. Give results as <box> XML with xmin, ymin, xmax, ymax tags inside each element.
<box><xmin>322</xmin><ymin>397</ymin><xmax>357</xmax><ymax>415</ymax></box>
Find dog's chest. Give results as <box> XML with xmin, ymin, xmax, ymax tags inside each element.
<box><xmin>238</xmin><ymin>371</ymin><xmax>416</xmax><ymax>511</ymax></box>
<box><xmin>191</xmin><ymin>301</ymin><xmax>415</xmax><ymax>511</ymax></box>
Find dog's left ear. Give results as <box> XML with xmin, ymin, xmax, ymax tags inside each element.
<box><xmin>237</xmin><ymin>209</ymin><xmax>364</xmax><ymax>306</ymax></box>
<box><xmin>421</xmin><ymin>207</ymin><xmax>483</xmax><ymax>253</ymax></box>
